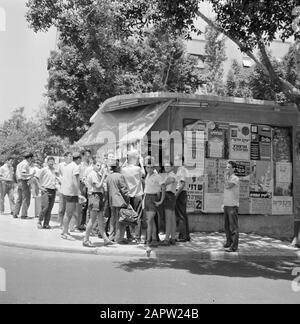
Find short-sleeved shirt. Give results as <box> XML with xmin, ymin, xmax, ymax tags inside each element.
<box><xmin>176</xmin><ymin>166</ymin><xmax>189</xmax><ymax>191</ymax></box>
<box><xmin>79</xmin><ymin>162</ymin><xmax>93</xmax><ymax>183</ymax></box>
<box><xmin>16</xmin><ymin>160</ymin><xmax>32</xmax><ymax>181</ymax></box>
<box><xmin>58</xmin><ymin>162</ymin><xmax>68</xmax><ymax>177</ymax></box>
<box><xmin>161</xmin><ymin>171</ymin><xmax>177</xmax><ymax>194</ymax></box>
<box><xmin>223</xmin><ymin>174</ymin><xmax>240</xmax><ymax>207</ymax></box>
<box><xmin>144</xmin><ymin>173</ymin><xmax>162</xmax><ymax>195</ymax></box>
<box><xmin>122</xmin><ymin>165</ymin><xmax>144</xmax><ymax>197</ymax></box>
<box><xmin>87</xmin><ymin>170</ymin><xmax>105</xmax><ymax>194</ymax></box>
<box><xmin>0</xmin><ymin>164</ymin><xmax>14</xmax><ymax>182</ymax></box>
<box><xmin>61</xmin><ymin>162</ymin><xmax>81</xmax><ymax>197</ymax></box>
<box><xmin>38</xmin><ymin>166</ymin><xmax>58</xmax><ymax>190</ymax></box>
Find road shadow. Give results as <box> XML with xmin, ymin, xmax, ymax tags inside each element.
<box><xmin>116</xmin><ymin>256</ymin><xmax>300</xmax><ymax>281</ymax></box>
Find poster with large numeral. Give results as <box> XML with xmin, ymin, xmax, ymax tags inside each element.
<box><xmin>187</xmin><ymin>179</ymin><xmax>204</xmax><ymax>213</ymax></box>
<box><xmin>229</xmin><ymin>123</ymin><xmax>251</xmax><ymax>161</ymax></box>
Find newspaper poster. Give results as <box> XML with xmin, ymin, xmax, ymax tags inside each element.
<box><xmin>250</xmin><ymin>161</ymin><xmax>273</xmax><ymax>214</ymax></box>
<box><xmin>234</xmin><ymin>161</ymin><xmax>251</xmax><ymax>178</ymax></box>
<box><xmin>239</xmin><ymin>179</ymin><xmax>250</xmax><ymax>214</ymax></box>
<box><xmin>184</xmin><ymin>122</ymin><xmax>206</xmax><ymax>177</ymax></box>
<box><xmin>229</xmin><ymin>123</ymin><xmax>251</xmax><ymax>161</ymax></box>
<box><xmin>207</xmin><ymin>122</ymin><xmax>229</xmax><ymax>159</ymax></box>
<box><xmin>187</xmin><ymin>179</ymin><xmax>204</xmax><ymax>213</ymax></box>
<box><xmin>274</xmin><ymin>162</ymin><xmax>293</xmax><ymax>196</ymax></box>
<box><xmin>250</xmin><ymin>198</ymin><xmax>272</xmax><ymax>215</ymax></box>
<box><xmin>250</xmin><ymin>161</ymin><xmax>273</xmax><ymax>194</ymax></box>
<box><xmin>251</xmin><ymin>125</ymin><xmax>260</xmax><ymax>160</ymax></box>
<box><xmin>272</xmin><ymin>197</ymin><xmax>293</xmax><ymax>215</ymax></box>
<box><xmin>258</xmin><ymin>125</ymin><xmax>272</xmax><ymax>161</ymax></box>
<box><xmin>205</xmin><ymin>159</ymin><xmax>218</xmax><ymax>193</ymax></box>
<box><xmin>273</xmin><ymin>127</ymin><xmax>292</xmax><ymax>162</ymax></box>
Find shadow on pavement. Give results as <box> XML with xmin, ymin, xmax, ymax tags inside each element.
<box><xmin>116</xmin><ymin>257</ymin><xmax>300</xmax><ymax>281</ymax></box>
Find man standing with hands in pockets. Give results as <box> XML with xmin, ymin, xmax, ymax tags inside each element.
<box><xmin>223</xmin><ymin>161</ymin><xmax>240</xmax><ymax>253</ymax></box>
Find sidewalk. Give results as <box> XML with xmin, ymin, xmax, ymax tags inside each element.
<box><xmin>0</xmin><ymin>211</ymin><xmax>299</xmax><ymax>259</ymax></box>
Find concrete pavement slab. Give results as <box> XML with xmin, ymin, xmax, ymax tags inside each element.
<box><xmin>0</xmin><ymin>212</ymin><xmax>299</xmax><ymax>259</ymax></box>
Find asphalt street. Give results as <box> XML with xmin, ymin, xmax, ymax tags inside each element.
<box><xmin>0</xmin><ymin>245</ymin><xmax>299</xmax><ymax>304</ymax></box>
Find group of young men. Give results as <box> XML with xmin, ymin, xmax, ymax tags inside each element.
<box><xmin>0</xmin><ymin>150</ymin><xmax>240</xmax><ymax>252</ymax></box>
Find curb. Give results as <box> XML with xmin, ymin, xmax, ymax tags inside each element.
<box><xmin>0</xmin><ymin>239</ymin><xmax>299</xmax><ymax>260</ymax></box>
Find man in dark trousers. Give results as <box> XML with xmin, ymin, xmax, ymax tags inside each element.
<box><xmin>223</xmin><ymin>161</ymin><xmax>240</xmax><ymax>253</ymax></box>
<box><xmin>37</xmin><ymin>156</ymin><xmax>59</xmax><ymax>229</ymax></box>
<box><xmin>14</xmin><ymin>153</ymin><xmax>35</xmax><ymax>219</ymax></box>
<box><xmin>106</xmin><ymin>159</ymin><xmax>130</xmax><ymax>244</ymax></box>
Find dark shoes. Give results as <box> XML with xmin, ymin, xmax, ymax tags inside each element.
<box><xmin>225</xmin><ymin>247</ymin><xmax>238</xmax><ymax>253</ymax></box>
<box><xmin>43</xmin><ymin>225</ymin><xmax>51</xmax><ymax>230</ymax></box>
<box><xmin>223</xmin><ymin>243</ymin><xmax>232</xmax><ymax>249</ymax></box>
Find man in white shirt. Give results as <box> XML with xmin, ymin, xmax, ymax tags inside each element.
<box><xmin>61</xmin><ymin>152</ymin><xmax>82</xmax><ymax>240</ymax></box>
<box><xmin>121</xmin><ymin>150</ymin><xmax>145</xmax><ymax>241</ymax></box>
<box><xmin>14</xmin><ymin>153</ymin><xmax>35</xmax><ymax>219</ymax></box>
<box><xmin>0</xmin><ymin>157</ymin><xmax>15</xmax><ymax>215</ymax></box>
<box><xmin>78</xmin><ymin>150</ymin><xmax>93</xmax><ymax>231</ymax></box>
<box><xmin>37</xmin><ymin>157</ymin><xmax>59</xmax><ymax>229</ymax></box>
<box><xmin>223</xmin><ymin>161</ymin><xmax>240</xmax><ymax>253</ymax></box>
<box><xmin>175</xmin><ymin>156</ymin><xmax>191</xmax><ymax>242</ymax></box>
<box><xmin>58</xmin><ymin>152</ymin><xmax>72</xmax><ymax>227</ymax></box>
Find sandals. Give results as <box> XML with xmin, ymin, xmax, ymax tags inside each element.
<box><xmin>83</xmin><ymin>241</ymin><xmax>96</xmax><ymax>248</ymax></box>
<box><xmin>61</xmin><ymin>233</ymin><xmax>75</xmax><ymax>241</ymax></box>
<box><xmin>104</xmin><ymin>240</ymin><xmax>115</xmax><ymax>246</ymax></box>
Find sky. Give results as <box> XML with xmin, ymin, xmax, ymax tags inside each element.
<box><xmin>0</xmin><ymin>0</ymin><xmax>56</xmax><ymax>122</ymax></box>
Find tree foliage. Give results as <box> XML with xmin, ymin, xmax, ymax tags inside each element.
<box><xmin>226</xmin><ymin>44</ymin><xmax>300</xmax><ymax>103</ymax></box>
<box><xmin>201</xmin><ymin>25</ymin><xmax>226</xmax><ymax>95</ymax></box>
<box><xmin>0</xmin><ymin>108</ymin><xmax>70</xmax><ymax>166</ymax></box>
<box><xmin>26</xmin><ymin>0</ymin><xmax>204</xmax><ymax>142</ymax></box>
<box><xmin>108</xmin><ymin>0</ymin><xmax>300</xmax><ymax>106</ymax></box>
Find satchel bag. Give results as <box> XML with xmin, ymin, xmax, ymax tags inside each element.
<box><xmin>119</xmin><ymin>204</ymin><xmax>138</xmax><ymax>226</ymax></box>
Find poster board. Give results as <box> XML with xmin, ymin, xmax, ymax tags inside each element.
<box><xmin>229</xmin><ymin>123</ymin><xmax>251</xmax><ymax>161</ymax></box>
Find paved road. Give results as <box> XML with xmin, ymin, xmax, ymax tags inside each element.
<box><xmin>0</xmin><ymin>246</ymin><xmax>299</xmax><ymax>304</ymax></box>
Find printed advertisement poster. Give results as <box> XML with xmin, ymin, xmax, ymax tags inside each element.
<box><xmin>204</xmin><ymin>193</ymin><xmax>224</xmax><ymax>213</ymax></box>
<box><xmin>205</xmin><ymin>159</ymin><xmax>226</xmax><ymax>194</ymax></box>
<box><xmin>275</xmin><ymin>162</ymin><xmax>293</xmax><ymax>196</ymax></box>
<box><xmin>272</xmin><ymin>197</ymin><xmax>293</xmax><ymax>215</ymax></box>
<box><xmin>229</xmin><ymin>123</ymin><xmax>251</xmax><ymax>161</ymax></box>
<box><xmin>205</xmin><ymin>159</ymin><xmax>218</xmax><ymax>193</ymax></box>
<box><xmin>234</xmin><ymin>161</ymin><xmax>251</xmax><ymax>178</ymax></box>
<box><xmin>250</xmin><ymin>198</ymin><xmax>272</xmax><ymax>215</ymax></box>
<box><xmin>187</xmin><ymin>179</ymin><xmax>204</xmax><ymax>213</ymax></box>
<box><xmin>239</xmin><ymin>179</ymin><xmax>250</xmax><ymax>214</ymax></box>
<box><xmin>259</xmin><ymin>125</ymin><xmax>272</xmax><ymax>160</ymax></box>
<box><xmin>273</xmin><ymin>127</ymin><xmax>292</xmax><ymax>162</ymax></box>
<box><xmin>250</xmin><ymin>161</ymin><xmax>273</xmax><ymax>214</ymax></box>
<box><xmin>251</xmin><ymin>125</ymin><xmax>260</xmax><ymax>160</ymax></box>
<box><xmin>250</xmin><ymin>161</ymin><xmax>273</xmax><ymax>194</ymax></box>
<box><xmin>184</xmin><ymin>123</ymin><xmax>205</xmax><ymax>177</ymax></box>
<box><xmin>207</xmin><ymin>122</ymin><xmax>229</xmax><ymax>159</ymax></box>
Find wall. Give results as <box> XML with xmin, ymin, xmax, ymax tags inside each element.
<box><xmin>166</xmin><ymin>101</ymin><xmax>298</xmax><ymax>239</ymax></box>
<box><xmin>188</xmin><ymin>214</ymin><xmax>294</xmax><ymax>240</ymax></box>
